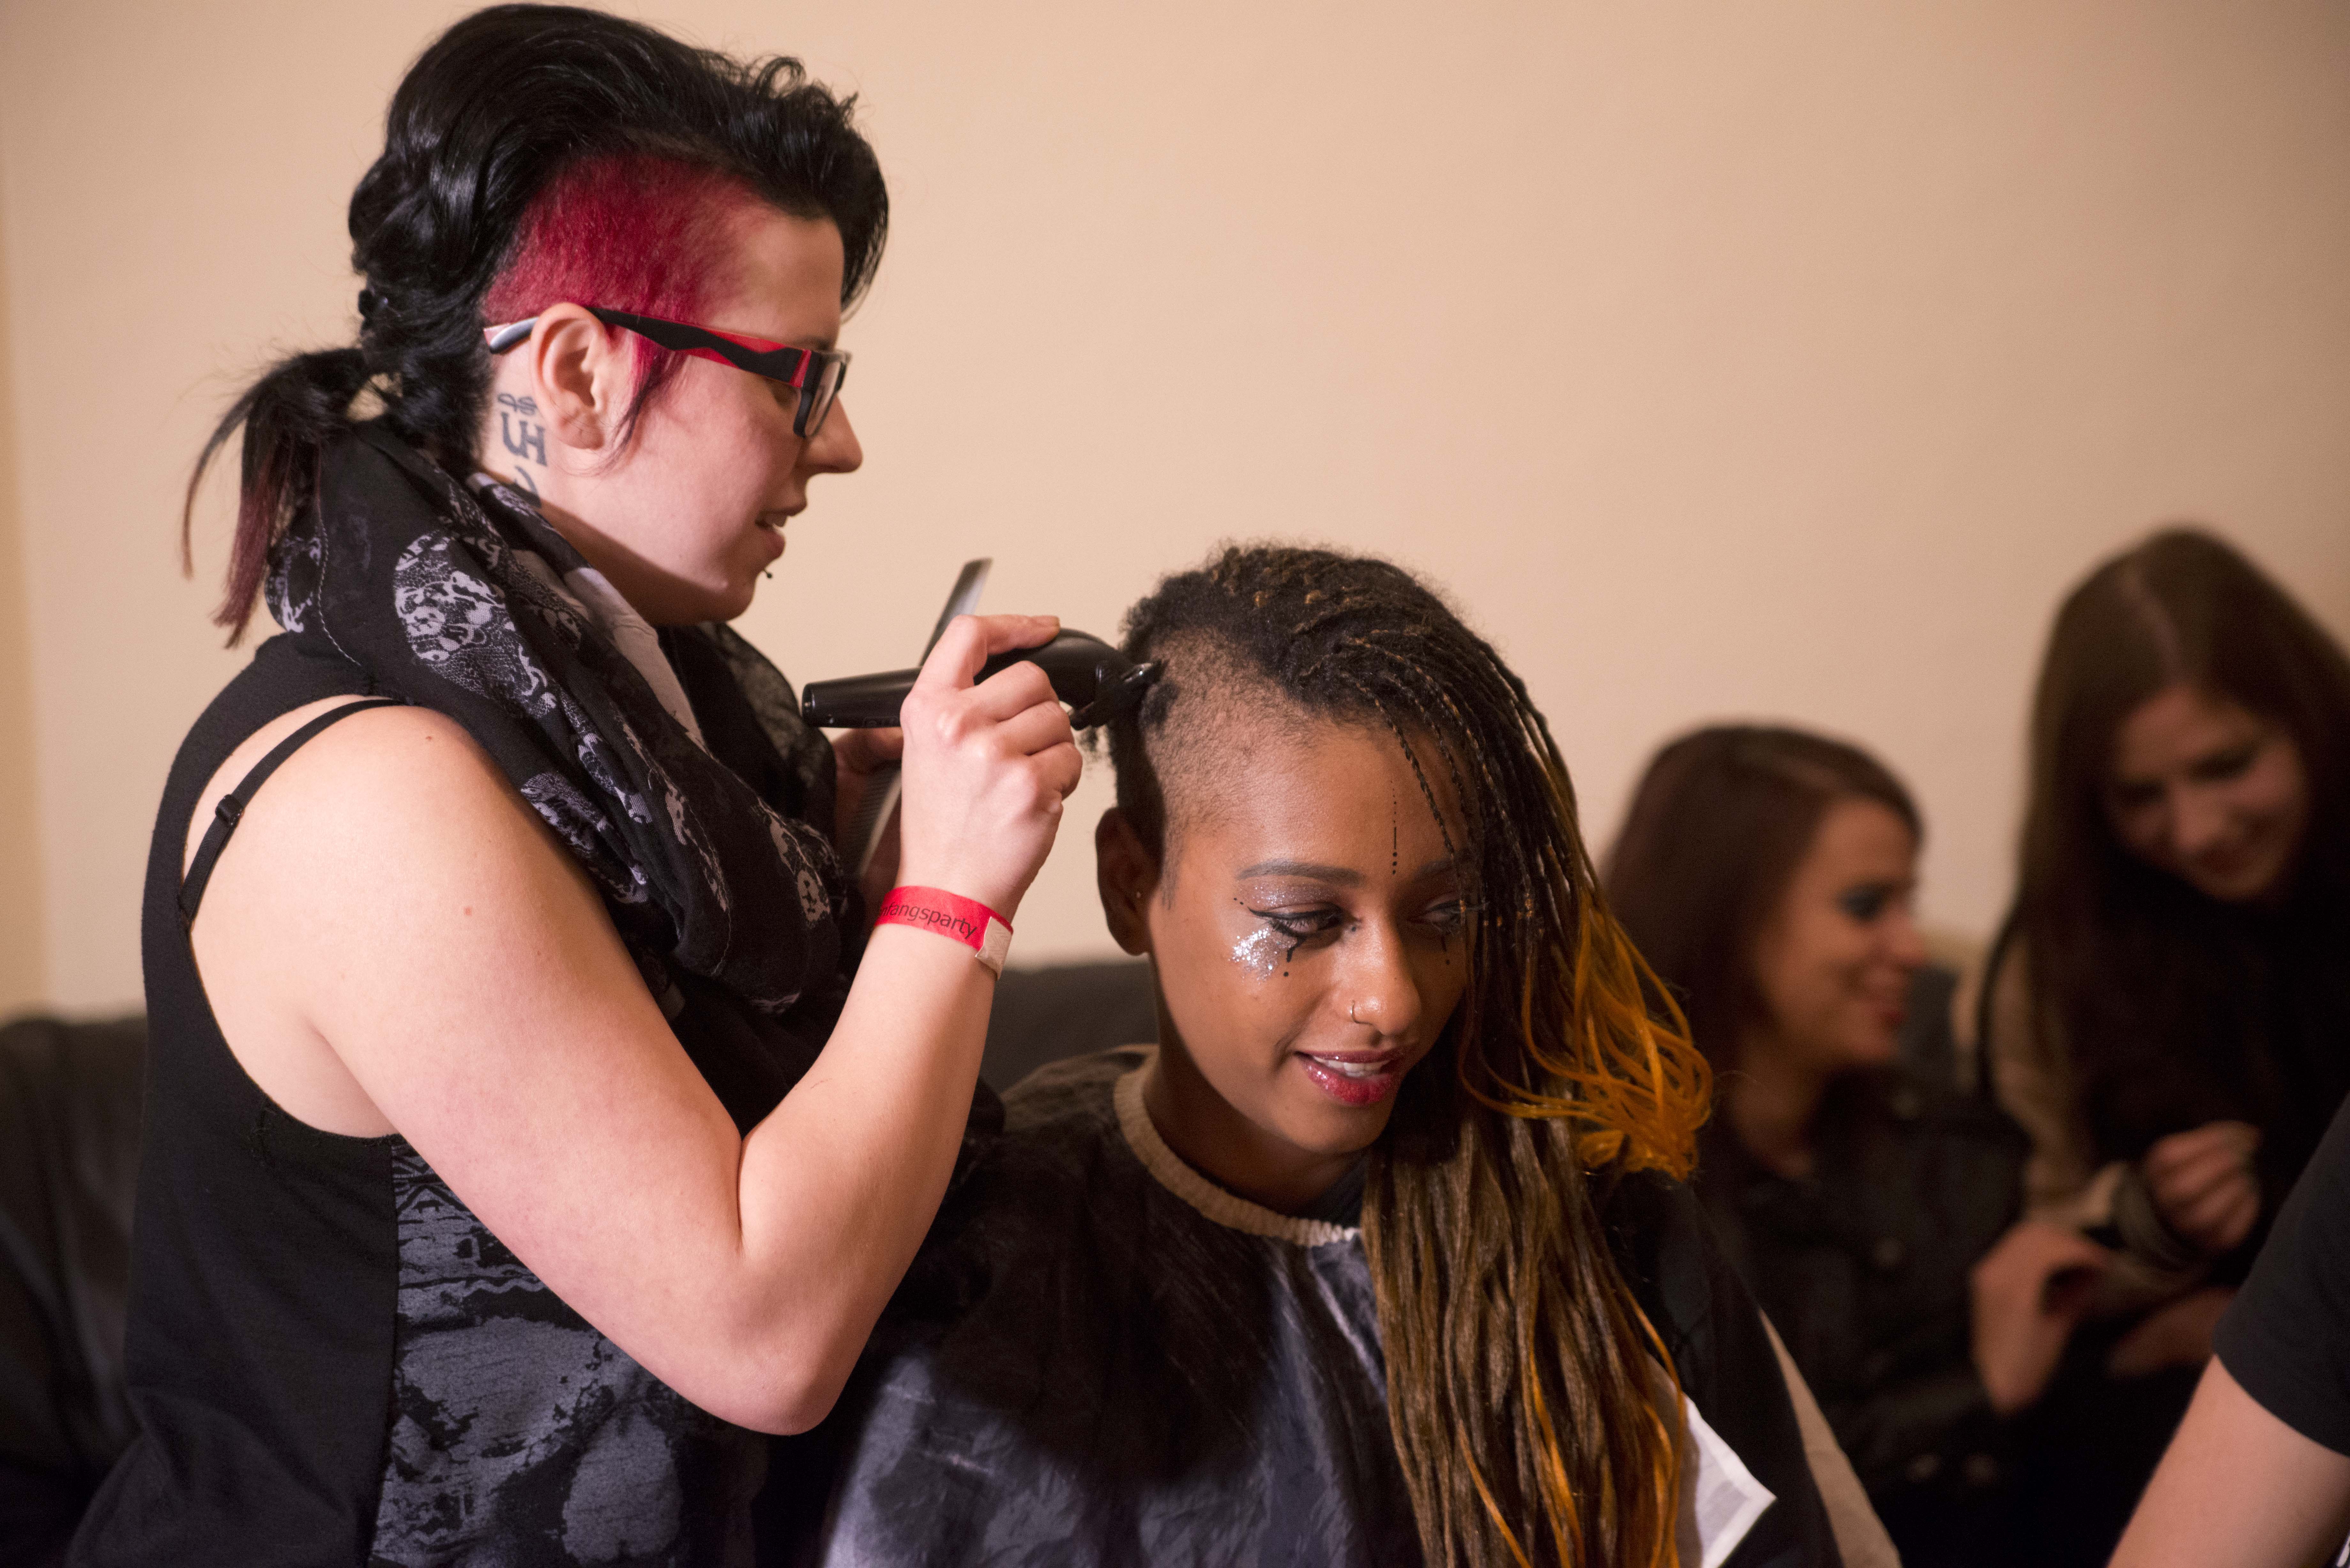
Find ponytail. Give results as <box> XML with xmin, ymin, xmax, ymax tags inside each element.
<box><xmin>184</xmin><ymin>345</ymin><xmax>372</xmax><ymax>642</ymax></box>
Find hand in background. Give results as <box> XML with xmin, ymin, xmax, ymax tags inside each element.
<box><xmin>1971</xmin><ymin>1219</ymin><xmax>2112</xmax><ymax>1414</ymax></box>
<box><xmin>2108</xmin><ymin>1286</ymin><xmax>2237</xmax><ymax>1380</ymax></box>
<box><xmin>2142</xmin><ymin>1121</ymin><xmax>2262</xmax><ymax>1256</ymax></box>
<box><xmin>831</xmin><ymin>727</ymin><xmax>905</xmax><ymax>917</ymax></box>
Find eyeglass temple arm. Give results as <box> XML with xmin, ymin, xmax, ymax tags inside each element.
<box><xmin>483</xmin><ymin>312</ymin><xmax>830</xmax><ymax>390</ymax></box>
<box><xmin>484</xmin><ymin>311</ymin><xmax>697</xmax><ymax>355</ymax></box>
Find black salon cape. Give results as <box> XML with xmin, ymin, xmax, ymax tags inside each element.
<box><xmin>789</xmin><ymin>1047</ymin><xmax>1840</xmax><ymax>1567</ymax></box>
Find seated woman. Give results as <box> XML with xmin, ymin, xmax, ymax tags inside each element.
<box><xmin>1979</xmin><ymin>527</ymin><xmax>2350</xmax><ymax>1561</ymax></box>
<box><xmin>803</xmin><ymin>547</ymin><xmax>1888</xmax><ymax>1567</ymax></box>
<box><xmin>1605</xmin><ymin>726</ymin><xmax>2110</xmax><ymax>1568</ymax></box>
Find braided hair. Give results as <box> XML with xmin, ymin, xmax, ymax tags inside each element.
<box><xmin>1105</xmin><ymin>545</ymin><xmax>1711</xmax><ymax>1568</ymax></box>
<box><xmin>186</xmin><ymin>3</ymin><xmax>888</xmax><ymax>639</ymax></box>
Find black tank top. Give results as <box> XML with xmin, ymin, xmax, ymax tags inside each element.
<box><xmin>72</xmin><ymin>635</ymin><xmax>824</xmax><ymax>1566</ymax></box>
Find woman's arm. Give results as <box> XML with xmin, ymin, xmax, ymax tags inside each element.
<box><xmin>191</xmin><ymin>614</ymin><xmax>1076</xmax><ymax>1434</ymax></box>
<box><xmin>2110</xmin><ymin>1358</ymin><xmax>2350</xmax><ymax>1568</ymax></box>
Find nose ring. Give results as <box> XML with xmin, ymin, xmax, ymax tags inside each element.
<box><xmin>1349</xmin><ymin>1001</ymin><xmax>1361</xmax><ymax>1025</ymax></box>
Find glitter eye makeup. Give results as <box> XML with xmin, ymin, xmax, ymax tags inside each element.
<box><xmin>1229</xmin><ymin>925</ymin><xmax>1285</xmax><ymax>979</ymax></box>
<box><xmin>1224</xmin><ymin>881</ymin><xmax>1369</xmax><ymax>982</ymax></box>
<box><xmin>1255</xmin><ymin>910</ymin><xmax>1341</xmax><ymax>938</ymax></box>
<box><xmin>1264</xmin><ymin>908</ymin><xmax>1348</xmax><ymax>949</ymax></box>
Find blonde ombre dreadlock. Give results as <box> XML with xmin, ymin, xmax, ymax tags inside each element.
<box><xmin>1105</xmin><ymin>545</ymin><xmax>1712</xmax><ymax>1568</ymax></box>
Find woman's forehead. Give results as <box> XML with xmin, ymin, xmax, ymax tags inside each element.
<box><xmin>720</xmin><ymin>205</ymin><xmax>845</xmax><ymax>344</ymax></box>
<box><xmin>2111</xmin><ymin>683</ymin><xmax>2265</xmax><ymax>778</ymax></box>
<box><xmin>1800</xmin><ymin>797</ymin><xmax>1917</xmax><ymax>876</ymax></box>
<box><xmin>1170</xmin><ymin>712</ymin><xmax>1463</xmax><ymax>878</ymax></box>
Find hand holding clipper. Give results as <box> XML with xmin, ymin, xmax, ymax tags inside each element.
<box><xmin>888</xmin><ymin>613</ymin><xmax>1082</xmax><ymax>928</ymax></box>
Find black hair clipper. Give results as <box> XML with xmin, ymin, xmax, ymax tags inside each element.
<box><xmin>800</xmin><ymin>630</ymin><xmax>1159</xmax><ymax>730</ymax></box>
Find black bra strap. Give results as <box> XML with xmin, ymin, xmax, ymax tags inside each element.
<box><xmin>178</xmin><ymin>698</ymin><xmax>403</xmax><ymax>925</ymax></box>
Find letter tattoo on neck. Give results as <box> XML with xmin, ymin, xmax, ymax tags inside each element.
<box><xmin>495</xmin><ymin>391</ymin><xmax>546</xmax><ymax>495</ymax></box>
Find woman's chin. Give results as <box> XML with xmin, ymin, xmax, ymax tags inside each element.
<box><xmin>1829</xmin><ymin>1028</ymin><xmax>1902</xmax><ymax>1074</ymax></box>
<box><xmin>2181</xmin><ymin>851</ymin><xmax>2291</xmax><ymax>905</ymax></box>
<box><xmin>701</xmin><ymin>573</ymin><xmax>760</xmax><ymax>623</ymax></box>
<box><xmin>1272</xmin><ymin>1077</ymin><xmax>1404</xmax><ymax>1157</ymax></box>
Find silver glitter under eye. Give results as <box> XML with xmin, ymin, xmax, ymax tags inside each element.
<box><xmin>1230</xmin><ymin>925</ymin><xmax>1284</xmax><ymax>979</ymax></box>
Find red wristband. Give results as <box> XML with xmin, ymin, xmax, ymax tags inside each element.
<box><xmin>876</xmin><ymin>886</ymin><xmax>1013</xmax><ymax>975</ymax></box>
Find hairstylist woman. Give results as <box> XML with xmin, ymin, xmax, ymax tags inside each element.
<box><xmin>71</xmin><ymin>8</ymin><xmax>1079</xmax><ymax>1565</ymax></box>
<box><xmin>1976</xmin><ymin>526</ymin><xmax>2350</xmax><ymax>1561</ymax></box>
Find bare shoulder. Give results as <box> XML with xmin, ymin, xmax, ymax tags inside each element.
<box><xmin>186</xmin><ymin>698</ymin><xmax>534</xmax><ymax>881</ymax></box>
<box><xmin>184</xmin><ymin>695</ymin><xmax>604</xmax><ymax>999</ymax></box>
<box><xmin>185</xmin><ymin>698</ymin><xmax>610</xmax><ymax>1138</ymax></box>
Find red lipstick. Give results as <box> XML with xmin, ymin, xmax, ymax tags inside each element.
<box><xmin>1294</xmin><ymin>1050</ymin><xmax>1405</xmax><ymax>1107</ymax></box>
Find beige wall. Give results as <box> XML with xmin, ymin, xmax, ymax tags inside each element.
<box><xmin>1</xmin><ymin>1</ymin><xmax>2346</xmax><ymax>1011</ymax></box>
<box><xmin>0</xmin><ymin>168</ymin><xmax>47</xmax><ymax>1016</ymax></box>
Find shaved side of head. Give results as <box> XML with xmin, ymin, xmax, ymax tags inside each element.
<box><xmin>1107</xmin><ymin>631</ymin><xmax>1331</xmax><ymax>887</ymax></box>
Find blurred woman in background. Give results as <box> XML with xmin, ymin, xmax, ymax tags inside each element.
<box><xmin>1975</xmin><ymin>525</ymin><xmax>2350</xmax><ymax>1559</ymax></box>
<box><xmin>1608</xmin><ymin>725</ymin><xmax>2108</xmax><ymax>1568</ymax></box>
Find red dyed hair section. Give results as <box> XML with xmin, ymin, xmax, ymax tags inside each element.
<box><xmin>483</xmin><ymin>151</ymin><xmax>764</xmax><ymax>439</ymax></box>
<box><xmin>201</xmin><ymin>154</ymin><xmax>762</xmax><ymax>639</ymax></box>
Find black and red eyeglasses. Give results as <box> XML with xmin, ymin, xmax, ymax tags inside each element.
<box><xmin>484</xmin><ymin>307</ymin><xmax>849</xmax><ymax>438</ymax></box>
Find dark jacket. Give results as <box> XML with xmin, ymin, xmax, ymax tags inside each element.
<box><xmin>1697</xmin><ymin>1066</ymin><xmax>2029</xmax><ymax>1568</ymax></box>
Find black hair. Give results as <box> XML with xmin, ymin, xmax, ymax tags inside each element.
<box><xmin>187</xmin><ymin>3</ymin><xmax>888</xmax><ymax>639</ymax></box>
<box><xmin>1104</xmin><ymin>547</ymin><xmax>1525</xmax><ymax>865</ymax></box>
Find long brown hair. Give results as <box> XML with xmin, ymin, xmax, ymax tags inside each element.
<box><xmin>1106</xmin><ymin>546</ymin><xmax>1711</xmax><ymax>1568</ymax></box>
<box><xmin>1603</xmin><ymin>725</ymin><xmax>1920</xmax><ymax>1071</ymax></box>
<box><xmin>2011</xmin><ymin>526</ymin><xmax>2350</xmax><ymax>1169</ymax></box>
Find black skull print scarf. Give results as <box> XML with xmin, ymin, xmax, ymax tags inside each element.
<box><xmin>269</xmin><ymin>421</ymin><xmax>852</xmax><ymax>1018</ymax></box>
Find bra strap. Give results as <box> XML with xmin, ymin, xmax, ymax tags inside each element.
<box><xmin>178</xmin><ymin>698</ymin><xmax>404</xmax><ymax>925</ymax></box>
